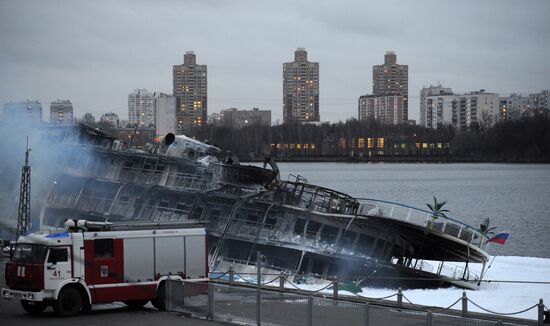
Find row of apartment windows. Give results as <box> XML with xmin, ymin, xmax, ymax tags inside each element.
<box><xmin>271</xmin><ymin>143</ymin><xmax>317</xmax><ymax>150</ymax></box>
<box><xmin>340</xmin><ymin>137</ymin><xmax>385</xmax><ymax>149</ymax></box>
<box><xmin>338</xmin><ymin>138</ymin><xmax>450</xmax><ymax>150</ymax></box>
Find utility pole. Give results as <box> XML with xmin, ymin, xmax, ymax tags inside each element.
<box><xmin>16</xmin><ymin>137</ymin><xmax>31</xmax><ymax>237</ymax></box>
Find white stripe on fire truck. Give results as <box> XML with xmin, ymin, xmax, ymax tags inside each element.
<box><xmin>88</xmin><ymin>282</ymin><xmax>158</xmax><ymax>289</ymax></box>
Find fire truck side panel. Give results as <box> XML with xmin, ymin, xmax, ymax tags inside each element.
<box><xmin>84</xmin><ymin>238</ymin><xmax>125</xmax><ymax>303</ymax></box>
<box><xmin>123</xmin><ymin>237</ymin><xmax>154</xmax><ymax>282</ymax></box>
<box><xmin>112</xmin><ymin>283</ymin><xmax>157</xmax><ymax>301</ymax></box>
<box><xmin>185</xmin><ymin>236</ymin><xmax>206</xmax><ymax>278</ymax></box>
<box><xmin>154</xmin><ymin>236</ymin><xmax>186</xmax><ymax>277</ymax></box>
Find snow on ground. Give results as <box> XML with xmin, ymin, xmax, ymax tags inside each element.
<box><xmin>284</xmin><ymin>256</ymin><xmax>550</xmax><ymax>320</ymax></box>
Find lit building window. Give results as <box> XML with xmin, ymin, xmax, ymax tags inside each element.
<box><xmin>311</xmin><ymin>144</ymin><xmax>316</xmax><ymax>150</ymax></box>
<box><xmin>358</xmin><ymin>137</ymin><xmax>365</xmax><ymax>149</ymax></box>
<box><xmin>339</xmin><ymin>138</ymin><xmax>346</xmax><ymax>150</ymax></box>
<box><xmin>367</xmin><ymin>138</ymin><xmax>374</xmax><ymax>149</ymax></box>
<box><xmin>377</xmin><ymin>138</ymin><xmax>384</xmax><ymax>148</ymax></box>
<box><xmin>297</xmin><ymin>144</ymin><xmax>301</xmax><ymax>149</ymax></box>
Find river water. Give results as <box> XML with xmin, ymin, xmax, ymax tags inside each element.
<box><xmin>272</xmin><ymin>163</ymin><xmax>550</xmax><ymax>258</ymax></box>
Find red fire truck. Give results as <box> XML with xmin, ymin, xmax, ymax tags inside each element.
<box><xmin>2</xmin><ymin>220</ymin><xmax>208</xmax><ymax>316</ymax></box>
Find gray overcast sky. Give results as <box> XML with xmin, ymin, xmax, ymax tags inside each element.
<box><xmin>1</xmin><ymin>0</ymin><xmax>549</xmax><ymax>123</ymax></box>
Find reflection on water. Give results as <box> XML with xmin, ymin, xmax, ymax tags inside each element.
<box><xmin>273</xmin><ymin>163</ymin><xmax>550</xmax><ymax>258</ymax></box>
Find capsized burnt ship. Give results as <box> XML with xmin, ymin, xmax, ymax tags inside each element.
<box><xmin>31</xmin><ymin>126</ymin><xmax>491</xmax><ymax>290</ymax></box>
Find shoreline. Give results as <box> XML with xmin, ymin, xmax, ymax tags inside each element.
<box><xmin>246</xmin><ymin>157</ymin><xmax>550</xmax><ymax>163</ymax></box>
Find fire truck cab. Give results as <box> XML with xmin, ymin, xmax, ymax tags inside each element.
<box><xmin>2</xmin><ymin>220</ymin><xmax>208</xmax><ymax>316</ymax></box>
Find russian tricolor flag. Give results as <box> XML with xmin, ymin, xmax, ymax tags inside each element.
<box><xmin>486</xmin><ymin>232</ymin><xmax>510</xmax><ymax>245</ymax></box>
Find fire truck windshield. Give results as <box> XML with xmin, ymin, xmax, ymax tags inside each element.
<box><xmin>12</xmin><ymin>244</ymin><xmax>48</xmax><ymax>264</ymax></box>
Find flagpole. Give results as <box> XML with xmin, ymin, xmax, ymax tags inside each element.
<box><xmin>481</xmin><ymin>224</ymin><xmax>514</xmax><ymax>282</ymax></box>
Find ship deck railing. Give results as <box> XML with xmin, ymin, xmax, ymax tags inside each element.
<box><xmin>219</xmin><ymin>220</ymin><xmax>340</xmax><ymax>255</ymax></box>
<box><xmin>46</xmin><ymin>192</ymin><xmax>194</xmax><ymax>222</ymax></box>
<box><xmin>356</xmin><ymin>198</ymin><xmax>490</xmax><ymax>250</ymax></box>
<box><xmin>281</xmin><ymin>180</ymin><xmax>359</xmax><ymax>215</ymax></box>
<box><xmin>214</xmin><ymin>257</ymin><xmax>291</xmax><ymax>276</ymax></box>
<box><xmin>391</xmin><ymin>257</ymin><xmax>481</xmax><ymax>283</ymax></box>
<box><xmin>66</xmin><ymin>163</ymin><xmax>210</xmax><ymax>191</ymax></box>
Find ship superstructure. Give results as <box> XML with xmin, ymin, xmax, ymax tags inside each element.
<box><xmin>2</xmin><ymin>124</ymin><xmax>491</xmax><ymax>289</ymax></box>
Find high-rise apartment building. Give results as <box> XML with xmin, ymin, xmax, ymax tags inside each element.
<box><xmin>283</xmin><ymin>48</ymin><xmax>319</xmax><ymax>123</ymax></box>
<box><xmin>128</xmin><ymin>89</ymin><xmax>154</xmax><ymax>127</ymax></box>
<box><xmin>499</xmin><ymin>93</ymin><xmax>529</xmax><ymax>121</ymax></box>
<box><xmin>423</xmin><ymin>89</ymin><xmax>499</xmax><ymax>129</ymax></box>
<box><xmin>529</xmin><ymin>90</ymin><xmax>549</xmax><ymax>112</ymax></box>
<box><xmin>2</xmin><ymin>100</ymin><xmax>42</xmax><ymax>124</ymax></box>
<box><xmin>419</xmin><ymin>84</ymin><xmax>453</xmax><ymax>127</ymax></box>
<box><xmin>100</xmin><ymin>112</ymin><xmax>119</xmax><ymax>127</ymax></box>
<box><xmin>49</xmin><ymin>99</ymin><xmax>73</xmax><ymax>124</ymax></box>
<box><xmin>373</xmin><ymin>51</ymin><xmax>408</xmax><ymax>121</ymax></box>
<box><xmin>154</xmin><ymin>93</ymin><xmax>176</xmax><ymax>137</ymax></box>
<box><xmin>424</xmin><ymin>93</ymin><xmax>457</xmax><ymax>129</ymax></box>
<box><xmin>498</xmin><ymin>90</ymin><xmax>549</xmax><ymax>121</ymax></box>
<box><xmin>358</xmin><ymin>94</ymin><xmax>405</xmax><ymax>125</ymax></box>
<box><xmin>173</xmin><ymin>51</ymin><xmax>207</xmax><ymax>131</ymax></box>
<box><xmin>218</xmin><ymin>107</ymin><xmax>271</xmax><ymax>129</ymax></box>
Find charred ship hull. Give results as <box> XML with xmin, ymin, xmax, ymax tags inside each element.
<box><xmin>2</xmin><ymin>125</ymin><xmax>490</xmax><ymax>290</ymax></box>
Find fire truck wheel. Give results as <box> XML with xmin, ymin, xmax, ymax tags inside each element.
<box><xmin>21</xmin><ymin>300</ymin><xmax>48</xmax><ymax>314</ymax></box>
<box><xmin>123</xmin><ymin>300</ymin><xmax>148</xmax><ymax>309</ymax></box>
<box><xmin>53</xmin><ymin>287</ymin><xmax>82</xmax><ymax>317</ymax></box>
<box><xmin>151</xmin><ymin>282</ymin><xmax>166</xmax><ymax>310</ymax></box>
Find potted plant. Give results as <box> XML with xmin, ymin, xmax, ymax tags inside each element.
<box><xmin>426</xmin><ymin>196</ymin><xmax>449</xmax><ymax>229</ymax></box>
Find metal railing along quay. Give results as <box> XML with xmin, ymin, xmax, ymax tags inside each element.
<box><xmin>163</xmin><ymin>258</ymin><xmax>549</xmax><ymax>326</ymax></box>
<box><xmin>165</xmin><ymin>278</ymin><xmax>547</xmax><ymax>325</ymax></box>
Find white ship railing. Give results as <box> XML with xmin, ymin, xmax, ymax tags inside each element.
<box><xmin>356</xmin><ymin>198</ymin><xmax>490</xmax><ymax>249</ymax></box>
<box><xmin>391</xmin><ymin>258</ymin><xmax>480</xmax><ymax>282</ymax></box>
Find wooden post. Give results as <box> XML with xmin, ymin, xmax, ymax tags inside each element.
<box><xmin>333</xmin><ymin>277</ymin><xmax>339</xmax><ymax>301</ymax></box>
<box><xmin>279</xmin><ymin>272</ymin><xmax>285</xmax><ymax>292</ymax></box>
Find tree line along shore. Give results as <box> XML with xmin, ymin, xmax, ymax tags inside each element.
<box><xmin>97</xmin><ymin>115</ymin><xmax>550</xmax><ymax>163</ymax></box>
